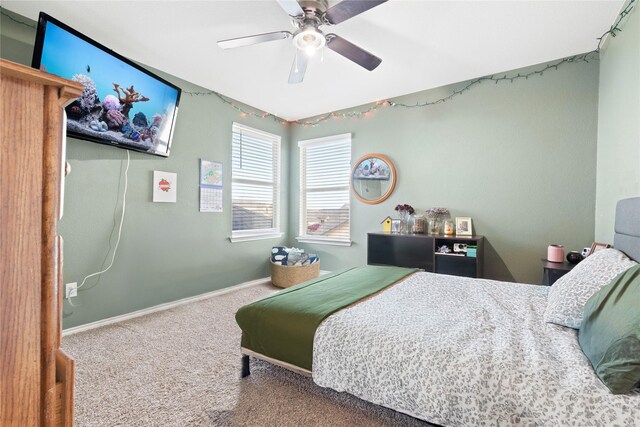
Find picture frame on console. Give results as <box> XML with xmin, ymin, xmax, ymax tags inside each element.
<box><xmin>456</xmin><ymin>217</ymin><xmax>473</xmax><ymax>236</ymax></box>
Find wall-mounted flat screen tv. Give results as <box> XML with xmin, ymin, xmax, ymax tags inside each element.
<box><xmin>32</xmin><ymin>12</ymin><xmax>181</xmax><ymax>157</ymax></box>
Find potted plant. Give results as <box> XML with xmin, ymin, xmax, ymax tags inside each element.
<box><xmin>395</xmin><ymin>204</ymin><xmax>415</xmax><ymax>234</ymax></box>
<box><xmin>425</xmin><ymin>207</ymin><xmax>451</xmax><ymax>235</ymax></box>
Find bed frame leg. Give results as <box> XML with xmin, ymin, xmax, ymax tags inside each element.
<box><xmin>241</xmin><ymin>354</ymin><xmax>250</xmax><ymax>378</ymax></box>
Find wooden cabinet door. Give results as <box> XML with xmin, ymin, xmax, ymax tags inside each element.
<box><xmin>0</xmin><ymin>59</ymin><xmax>82</xmax><ymax>427</ymax></box>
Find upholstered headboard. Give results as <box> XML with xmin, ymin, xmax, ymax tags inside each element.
<box><xmin>613</xmin><ymin>197</ymin><xmax>640</xmax><ymax>263</ymax></box>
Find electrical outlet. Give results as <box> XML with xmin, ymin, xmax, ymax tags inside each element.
<box><xmin>65</xmin><ymin>282</ymin><xmax>77</xmax><ymax>299</ymax></box>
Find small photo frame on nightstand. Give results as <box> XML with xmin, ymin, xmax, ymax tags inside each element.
<box><xmin>589</xmin><ymin>242</ymin><xmax>611</xmax><ymax>255</ymax></box>
<box><xmin>455</xmin><ymin>217</ymin><xmax>472</xmax><ymax>236</ymax></box>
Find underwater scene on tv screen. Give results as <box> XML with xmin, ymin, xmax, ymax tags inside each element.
<box><xmin>39</xmin><ymin>20</ymin><xmax>180</xmax><ymax>155</ymax></box>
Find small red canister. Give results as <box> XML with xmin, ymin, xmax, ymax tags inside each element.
<box><xmin>547</xmin><ymin>245</ymin><xmax>565</xmax><ymax>263</ymax></box>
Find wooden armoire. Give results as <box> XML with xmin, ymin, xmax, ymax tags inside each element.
<box><xmin>1</xmin><ymin>59</ymin><xmax>83</xmax><ymax>426</ymax></box>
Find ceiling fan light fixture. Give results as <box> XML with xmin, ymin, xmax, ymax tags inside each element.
<box><xmin>293</xmin><ymin>27</ymin><xmax>325</xmax><ymax>56</ymax></box>
<box><xmin>218</xmin><ymin>0</ymin><xmax>388</xmax><ymax>84</ymax></box>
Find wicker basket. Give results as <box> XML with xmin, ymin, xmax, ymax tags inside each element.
<box><xmin>270</xmin><ymin>259</ymin><xmax>320</xmax><ymax>288</ymax></box>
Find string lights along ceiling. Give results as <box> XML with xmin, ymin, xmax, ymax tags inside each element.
<box><xmin>1</xmin><ymin>1</ymin><xmax>627</xmax><ymax>121</ymax></box>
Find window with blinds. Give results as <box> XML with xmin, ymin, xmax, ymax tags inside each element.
<box><xmin>231</xmin><ymin>123</ymin><xmax>281</xmax><ymax>240</ymax></box>
<box><xmin>298</xmin><ymin>133</ymin><xmax>351</xmax><ymax>245</ymax></box>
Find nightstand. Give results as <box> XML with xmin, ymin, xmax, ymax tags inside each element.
<box><xmin>542</xmin><ymin>259</ymin><xmax>576</xmax><ymax>286</ymax></box>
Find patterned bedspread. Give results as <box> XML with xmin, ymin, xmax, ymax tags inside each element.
<box><xmin>312</xmin><ymin>272</ymin><xmax>640</xmax><ymax>426</ymax></box>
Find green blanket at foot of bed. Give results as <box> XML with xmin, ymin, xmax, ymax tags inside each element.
<box><xmin>236</xmin><ymin>265</ymin><xmax>418</xmax><ymax>371</ymax></box>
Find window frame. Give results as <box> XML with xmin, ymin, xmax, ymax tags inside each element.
<box><xmin>296</xmin><ymin>133</ymin><xmax>352</xmax><ymax>247</ymax></box>
<box><xmin>230</xmin><ymin>122</ymin><xmax>283</xmax><ymax>243</ymax></box>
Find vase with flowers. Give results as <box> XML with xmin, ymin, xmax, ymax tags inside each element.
<box><xmin>395</xmin><ymin>204</ymin><xmax>415</xmax><ymax>234</ymax></box>
<box><xmin>425</xmin><ymin>207</ymin><xmax>451</xmax><ymax>235</ymax></box>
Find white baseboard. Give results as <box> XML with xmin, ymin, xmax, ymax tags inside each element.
<box><xmin>62</xmin><ymin>276</ymin><xmax>271</xmax><ymax>337</ymax></box>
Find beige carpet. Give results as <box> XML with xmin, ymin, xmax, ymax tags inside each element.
<box><xmin>63</xmin><ymin>282</ymin><xmax>433</xmax><ymax>426</ymax></box>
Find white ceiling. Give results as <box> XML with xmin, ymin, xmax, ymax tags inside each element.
<box><xmin>4</xmin><ymin>1</ymin><xmax>624</xmax><ymax>121</ymax></box>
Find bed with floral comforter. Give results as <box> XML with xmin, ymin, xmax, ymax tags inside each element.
<box><xmin>312</xmin><ymin>272</ymin><xmax>640</xmax><ymax>426</ymax></box>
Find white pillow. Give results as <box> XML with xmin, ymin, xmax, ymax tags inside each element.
<box><xmin>544</xmin><ymin>248</ymin><xmax>637</xmax><ymax>328</ymax></box>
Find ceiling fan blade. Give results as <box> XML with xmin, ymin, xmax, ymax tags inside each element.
<box><xmin>326</xmin><ymin>34</ymin><xmax>381</xmax><ymax>71</ymax></box>
<box><xmin>276</xmin><ymin>0</ymin><xmax>305</xmax><ymax>17</ymax></box>
<box><xmin>218</xmin><ymin>31</ymin><xmax>292</xmax><ymax>49</ymax></box>
<box><xmin>325</xmin><ymin>0</ymin><xmax>388</xmax><ymax>25</ymax></box>
<box><xmin>288</xmin><ymin>50</ymin><xmax>308</xmax><ymax>84</ymax></box>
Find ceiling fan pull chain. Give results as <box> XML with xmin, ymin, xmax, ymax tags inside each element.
<box><xmin>295</xmin><ymin>54</ymin><xmax>299</xmax><ymax>73</ymax></box>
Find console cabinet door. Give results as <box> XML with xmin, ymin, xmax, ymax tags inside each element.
<box><xmin>368</xmin><ymin>234</ymin><xmax>434</xmax><ymax>271</ymax></box>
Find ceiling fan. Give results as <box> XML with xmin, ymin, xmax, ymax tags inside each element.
<box><xmin>217</xmin><ymin>0</ymin><xmax>388</xmax><ymax>84</ymax></box>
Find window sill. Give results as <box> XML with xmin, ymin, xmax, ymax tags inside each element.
<box><xmin>295</xmin><ymin>236</ymin><xmax>352</xmax><ymax>247</ymax></box>
<box><xmin>229</xmin><ymin>232</ymin><xmax>284</xmax><ymax>243</ymax></box>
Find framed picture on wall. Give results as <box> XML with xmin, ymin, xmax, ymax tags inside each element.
<box><xmin>153</xmin><ymin>170</ymin><xmax>177</xmax><ymax>203</ymax></box>
<box><xmin>455</xmin><ymin>217</ymin><xmax>473</xmax><ymax>236</ymax></box>
<box><xmin>589</xmin><ymin>242</ymin><xmax>611</xmax><ymax>255</ymax></box>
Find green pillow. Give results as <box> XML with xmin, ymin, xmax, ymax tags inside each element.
<box><xmin>578</xmin><ymin>263</ymin><xmax>640</xmax><ymax>394</ymax></box>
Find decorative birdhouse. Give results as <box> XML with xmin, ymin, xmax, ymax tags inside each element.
<box><xmin>381</xmin><ymin>216</ymin><xmax>393</xmax><ymax>233</ymax></box>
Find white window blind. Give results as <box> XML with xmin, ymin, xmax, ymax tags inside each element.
<box><xmin>231</xmin><ymin>123</ymin><xmax>281</xmax><ymax>240</ymax></box>
<box><xmin>298</xmin><ymin>133</ymin><xmax>351</xmax><ymax>245</ymax></box>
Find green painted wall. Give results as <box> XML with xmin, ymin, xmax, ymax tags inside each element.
<box><xmin>1</xmin><ymin>11</ymin><xmax>290</xmax><ymax>328</ymax></box>
<box><xmin>595</xmin><ymin>6</ymin><xmax>640</xmax><ymax>242</ymax></box>
<box><xmin>289</xmin><ymin>60</ymin><xmax>600</xmax><ymax>284</ymax></box>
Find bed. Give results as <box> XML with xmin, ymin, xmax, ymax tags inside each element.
<box><xmin>236</xmin><ymin>198</ymin><xmax>640</xmax><ymax>426</ymax></box>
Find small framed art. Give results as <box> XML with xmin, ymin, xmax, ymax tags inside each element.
<box><xmin>455</xmin><ymin>217</ymin><xmax>473</xmax><ymax>236</ymax></box>
<box><xmin>589</xmin><ymin>242</ymin><xmax>611</xmax><ymax>255</ymax></box>
<box><xmin>153</xmin><ymin>170</ymin><xmax>177</xmax><ymax>203</ymax></box>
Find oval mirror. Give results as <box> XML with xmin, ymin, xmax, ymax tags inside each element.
<box><xmin>351</xmin><ymin>153</ymin><xmax>397</xmax><ymax>204</ymax></box>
